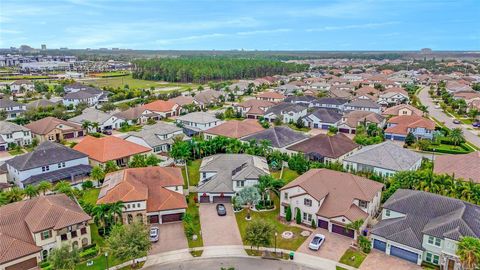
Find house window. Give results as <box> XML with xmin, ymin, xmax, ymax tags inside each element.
<box><xmin>41</xmin><ymin>230</ymin><xmax>52</xmax><ymax>240</ymax></box>
<box><xmin>137</xmin><ymin>203</ymin><xmax>140</xmax><ymax>208</ymax></box>
<box><xmin>42</xmin><ymin>166</ymin><xmax>50</xmax><ymax>172</ymax></box>
<box><xmin>427</xmin><ymin>236</ymin><xmax>441</xmax><ymax>247</ymax></box>
<box><xmin>6</xmin><ymin>134</ymin><xmax>12</xmax><ymax>139</ymax></box>
<box><xmin>303</xmin><ymin>213</ymin><xmax>312</xmax><ymax>221</ymax></box>
<box><xmin>426</xmin><ymin>252</ymin><xmax>440</xmax><ymax>265</ymax></box>
<box><xmin>80</xmin><ymin>227</ymin><xmax>87</xmax><ymax>235</ymax></box>
<box><xmin>284</xmin><ymin>192</ymin><xmax>288</xmax><ymax>200</ymax></box>
<box><xmin>304</xmin><ymin>198</ymin><xmax>312</xmax><ymax>207</ymax></box>
<box><xmin>71</xmin><ymin>231</ymin><xmax>78</xmax><ymax>238</ymax></box>
<box><xmin>236</xmin><ymin>181</ymin><xmax>245</xmax><ymax>187</ymax></box>
<box><xmin>385</xmin><ymin>209</ymin><xmax>391</xmax><ymax>217</ymax></box>
<box><xmin>127</xmin><ymin>204</ymin><xmax>131</xmax><ymax>209</ymax></box>
<box><xmin>283</xmin><ymin>206</ymin><xmax>288</xmax><ymax>214</ymax></box>
<box><xmin>359</xmin><ymin>200</ymin><xmax>368</xmax><ymax>208</ymax></box>
<box><xmin>175</xmin><ymin>186</ymin><xmax>179</xmax><ymax>191</ymax></box>
<box><xmin>202</xmin><ymin>172</ymin><xmax>206</xmax><ymax>178</ymax></box>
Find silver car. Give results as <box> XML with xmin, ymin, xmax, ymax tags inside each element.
<box><xmin>150</xmin><ymin>227</ymin><xmax>159</xmax><ymax>242</ymax></box>
<box><xmin>308</xmin><ymin>234</ymin><xmax>325</xmax><ymax>251</ymax></box>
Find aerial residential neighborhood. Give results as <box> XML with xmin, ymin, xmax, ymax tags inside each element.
<box><xmin>0</xmin><ymin>1</ymin><xmax>479</xmax><ymax>270</ymax></box>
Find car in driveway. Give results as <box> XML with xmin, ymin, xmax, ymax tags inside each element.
<box><xmin>308</xmin><ymin>234</ymin><xmax>325</xmax><ymax>251</ymax></box>
<box><xmin>473</xmin><ymin>122</ymin><xmax>480</xmax><ymax>128</ymax></box>
<box><xmin>150</xmin><ymin>227</ymin><xmax>159</xmax><ymax>242</ymax></box>
<box><xmin>216</xmin><ymin>204</ymin><xmax>226</xmax><ymax>216</ymax></box>
<box><xmin>453</xmin><ymin>119</ymin><xmax>461</xmax><ymax>124</ymax></box>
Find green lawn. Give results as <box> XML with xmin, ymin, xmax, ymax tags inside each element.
<box><xmin>336</xmin><ymin>267</ymin><xmax>348</xmax><ymax>270</ymax></box>
<box><xmin>8</xmin><ymin>149</ymin><xmax>25</xmax><ymax>155</ymax></box>
<box><xmin>86</xmin><ymin>74</ymin><xmax>197</xmax><ymax>90</ymax></box>
<box><xmin>89</xmin><ymin>223</ymin><xmax>105</xmax><ymax>247</ymax></box>
<box><xmin>75</xmin><ymin>253</ymin><xmax>126</xmax><ymax>270</ymax></box>
<box><xmin>339</xmin><ymin>249</ymin><xmax>367</xmax><ymax>268</ymax></box>
<box><xmin>82</xmin><ymin>188</ymin><xmax>100</xmax><ymax>205</ymax></box>
<box><xmin>184</xmin><ymin>194</ymin><xmax>204</xmax><ymax>248</ymax></box>
<box><xmin>272</xmin><ymin>168</ymin><xmax>299</xmax><ymax>184</ymax></box>
<box><xmin>118</xmin><ymin>125</ymin><xmax>142</xmax><ymax>133</ymax></box>
<box><xmin>182</xmin><ymin>159</ymin><xmax>202</xmax><ymax>187</ymax></box>
<box><xmin>90</xmin><ymin>71</ymin><xmax>130</xmax><ymax>78</ymax></box>
<box><xmin>287</xmin><ymin>124</ymin><xmax>311</xmax><ymax>132</ymax></box>
<box><xmin>235</xmin><ymin>194</ymin><xmax>308</xmax><ymax>251</ymax></box>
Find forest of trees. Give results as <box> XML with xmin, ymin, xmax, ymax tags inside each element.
<box><xmin>132</xmin><ymin>57</ymin><xmax>308</xmax><ymax>83</ymax></box>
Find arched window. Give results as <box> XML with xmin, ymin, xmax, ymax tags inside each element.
<box><xmin>136</xmin><ymin>213</ymin><xmax>143</xmax><ymax>223</ymax></box>
<box><xmin>127</xmin><ymin>214</ymin><xmax>133</xmax><ymax>224</ymax></box>
<box><xmin>82</xmin><ymin>238</ymin><xmax>89</xmax><ymax>247</ymax></box>
<box><xmin>72</xmin><ymin>241</ymin><xmax>78</xmax><ymax>249</ymax></box>
<box><xmin>42</xmin><ymin>250</ymin><xmax>48</xmax><ymax>261</ymax></box>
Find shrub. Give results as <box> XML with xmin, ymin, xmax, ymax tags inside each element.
<box><xmin>295</xmin><ymin>208</ymin><xmax>302</xmax><ymax>224</ymax></box>
<box><xmin>311</xmin><ymin>219</ymin><xmax>317</xmax><ymax>229</ymax></box>
<box><xmin>81</xmin><ymin>180</ymin><xmax>94</xmax><ymax>190</ymax></box>
<box><xmin>285</xmin><ymin>205</ymin><xmax>292</xmax><ymax>222</ymax></box>
<box><xmin>358</xmin><ymin>236</ymin><xmax>371</xmax><ymax>254</ymax></box>
<box><xmin>79</xmin><ymin>246</ymin><xmax>98</xmax><ymax>260</ymax></box>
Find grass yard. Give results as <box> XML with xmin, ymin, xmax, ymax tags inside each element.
<box><xmin>271</xmin><ymin>168</ymin><xmax>299</xmax><ymax>184</ymax></box>
<box><xmin>184</xmin><ymin>194</ymin><xmax>204</xmax><ymax>248</ymax></box>
<box><xmin>8</xmin><ymin>148</ymin><xmax>25</xmax><ymax>155</ymax></box>
<box><xmin>82</xmin><ymin>188</ymin><xmax>100</xmax><ymax>205</ymax></box>
<box><xmin>89</xmin><ymin>223</ymin><xmax>105</xmax><ymax>247</ymax></box>
<box><xmin>339</xmin><ymin>248</ymin><xmax>367</xmax><ymax>268</ymax></box>
<box><xmin>288</xmin><ymin>124</ymin><xmax>311</xmax><ymax>132</ymax></box>
<box><xmin>0</xmin><ymin>75</ymin><xmax>50</xmax><ymax>80</ymax></box>
<box><xmin>90</xmin><ymin>71</ymin><xmax>130</xmax><ymax>78</ymax></box>
<box><xmin>75</xmin><ymin>253</ymin><xmax>126</xmax><ymax>270</ymax></box>
<box><xmin>182</xmin><ymin>159</ymin><xmax>202</xmax><ymax>187</ymax></box>
<box><xmin>118</xmin><ymin>124</ymin><xmax>142</xmax><ymax>133</ymax></box>
<box><xmin>235</xmin><ymin>194</ymin><xmax>308</xmax><ymax>251</ymax></box>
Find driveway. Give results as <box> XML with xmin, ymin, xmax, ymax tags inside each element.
<box><xmin>199</xmin><ymin>203</ymin><xmax>243</xmax><ymax>246</ymax></box>
<box><xmin>360</xmin><ymin>250</ymin><xmax>422</xmax><ymax>270</ymax></box>
<box><xmin>149</xmin><ymin>223</ymin><xmax>188</xmax><ymax>254</ymax></box>
<box><xmin>297</xmin><ymin>228</ymin><xmax>351</xmax><ymax>261</ymax></box>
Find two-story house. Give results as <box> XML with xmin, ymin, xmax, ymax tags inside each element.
<box><xmin>263</xmin><ymin>103</ymin><xmax>308</xmax><ymax>124</ymax></box>
<box><xmin>97</xmin><ymin>167</ymin><xmax>187</xmax><ymax>224</ymax></box>
<box><xmin>124</xmin><ymin>122</ymin><xmax>184</xmax><ymax>153</ymax></box>
<box><xmin>344</xmin><ymin>99</ymin><xmax>382</xmax><ymax>114</ymax></box>
<box><xmin>0</xmin><ymin>194</ymin><xmax>92</xmax><ymax>270</ymax></box>
<box><xmin>197</xmin><ymin>154</ymin><xmax>270</xmax><ymax>203</ymax></box>
<box><xmin>385</xmin><ymin>115</ymin><xmax>435</xmax><ymax>141</ymax></box>
<box><xmin>0</xmin><ymin>99</ymin><xmax>26</xmax><ymax>120</ymax></box>
<box><xmin>371</xmin><ymin>189</ymin><xmax>480</xmax><ymax>268</ymax></box>
<box><xmin>337</xmin><ymin>110</ymin><xmax>386</xmax><ymax>134</ymax></box>
<box><xmin>5</xmin><ymin>141</ymin><xmax>92</xmax><ymax>188</ymax></box>
<box><xmin>234</xmin><ymin>99</ymin><xmax>275</xmax><ymax>119</ymax></box>
<box><xmin>0</xmin><ymin>121</ymin><xmax>31</xmax><ymax>151</ymax></box>
<box><xmin>311</xmin><ymin>97</ymin><xmax>349</xmax><ymax>111</ymax></box>
<box><xmin>280</xmin><ymin>169</ymin><xmax>384</xmax><ymax>239</ymax></box>
<box><xmin>62</xmin><ymin>86</ymin><xmax>108</xmax><ymax>107</ymax></box>
<box><xmin>377</xmin><ymin>88</ymin><xmax>410</xmax><ymax>107</ymax></box>
<box><xmin>302</xmin><ymin>108</ymin><xmax>342</xmax><ymax>129</ymax></box>
<box><xmin>175</xmin><ymin>112</ymin><xmax>223</xmax><ymax>136</ymax></box>
<box><xmin>69</xmin><ymin>107</ymin><xmax>126</xmax><ymax>133</ymax></box>
<box><xmin>9</xmin><ymin>79</ymin><xmax>34</xmax><ymax>94</ymax></box>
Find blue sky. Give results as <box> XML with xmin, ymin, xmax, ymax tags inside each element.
<box><xmin>0</xmin><ymin>0</ymin><xmax>479</xmax><ymax>50</ymax></box>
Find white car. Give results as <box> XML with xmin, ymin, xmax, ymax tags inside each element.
<box><xmin>150</xmin><ymin>227</ymin><xmax>159</xmax><ymax>242</ymax></box>
<box><xmin>308</xmin><ymin>234</ymin><xmax>325</xmax><ymax>251</ymax></box>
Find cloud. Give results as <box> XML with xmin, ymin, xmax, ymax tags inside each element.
<box><xmin>236</xmin><ymin>28</ymin><xmax>291</xmax><ymax>36</ymax></box>
<box><xmin>306</xmin><ymin>22</ymin><xmax>399</xmax><ymax>32</ymax></box>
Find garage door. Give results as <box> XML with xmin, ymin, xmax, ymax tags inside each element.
<box><xmin>318</xmin><ymin>219</ymin><xmax>328</xmax><ymax>230</ymax></box>
<box><xmin>0</xmin><ymin>145</ymin><xmax>6</xmax><ymax>151</ymax></box>
<box><xmin>199</xmin><ymin>195</ymin><xmax>210</xmax><ymax>203</ymax></box>
<box><xmin>390</xmin><ymin>246</ymin><xmax>419</xmax><ymax>264</ymax></box>
<box><xmin>162</xmin><ymin>213</ymin><xmax>183</xmax><ymax>223</ymax></box>
<box><xmin>373</xmin><ymin>239</ymin><xmax>387</xmax><ymax>252</ymax></box>
<box><xmin>393</xmin><ymin>136</ymin><xmax>406</xmax><ymax>141</ymax></box>
<box><xmin>78</xmin><ymin>131</ymin><xmax>84</xmax><ymax>137</ymax></box>
<box><xmin>213</xmin><ymin>196</ymin><xmax>232</xmax><ymax>203</ymax></box>
<box><xmin>321</xmin><ymin>124</ymin><xmax>330</xmax><ymax>130</ymax></box>
<box><xmin>5</xmin><ymin>257</ymin><xmax>37</xmax><ymax>270</ymax></box>
<box><xmin>331</xmin><ymin>224</ymin><xmax>354</xmax><ymax>238</ymax></box>
<box><xmin>385</xmin><ymin>134</ymin><xmax>392</xmax><ymax>140</ymax></box>
<box><xmin>339</xmin><ymin>128</ymin><xmax>350</xmax><ymax>134</ymax></box>
<box><xmin>63</xmin><ymin>132</ymin><xmax>74</xmax><ymax>139</ymax></box>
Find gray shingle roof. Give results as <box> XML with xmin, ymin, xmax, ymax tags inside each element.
<box><xmin>314</xmin><ymin>97</ymin><xmax>349</xmax><ymax>106</ymax></box>
<box><xmin>5</xmin><ymin>141</ymin><xmax>87</xmax><ymax>171</ymax></box>
<box><xmin>63</xmin><ymin>87</ymin><xmax>104</xmax><ymax>99</ymax></box>
<box><xmin>347</xmin><ymin>99</ymin><xmax>381</xmax><ymax>109</ymax></box>
<box><xmin>372</xmin><ymin>189</ymin><xmax>480</xmax><ymax>250</ymax></box>
<box><xmin>241</xmin><ymin>126</ymin><xmax>308</xmax><ymax>148</ymax></box>
<box><xmin>343</xmin><ymin>141</ymin><xmax>422</xmax><ymax>172</ymax></box>
<box><xmin>0</xmin><ymin>121</ymin><xmax>30</xmax><ymax>135</ymax></box>
<box><xmin>265</xmin><ymin>103</ymin><xmax>307</xmax><ymax>115</ymax></box>
<box><xmin>125</xmin><ymin>122</ymin><xmax>182</xmax><ymax>147</ymax></box>
<box><xmin>176</xmin><ymin>112</ymin><xmax>219</xmax><ymax>124</ymax></box>
<box><xmin>0</xmin><ymin>99</ymin><xmax>23</xmax><ymax>109</ymax></box>
<box><xmin>306</xmin><ymin>108</ymin><xmax>342</xmax><ymax>124</ymax></box>
<box><xmin>68</xmin><ymin>107</ymin><xmax>114</xmax><ymax>124</ymax></box>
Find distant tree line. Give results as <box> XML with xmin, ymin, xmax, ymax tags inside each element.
<box><xmin>132</xmin><ymin>57</ymin><xmax>308</xmax><ymax>83</ymax></box>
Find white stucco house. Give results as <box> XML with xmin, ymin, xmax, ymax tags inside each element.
<box><xmin>0</xmin><ymin>121</ymin><xmax>32</xmax><ymax>151</ymax></box>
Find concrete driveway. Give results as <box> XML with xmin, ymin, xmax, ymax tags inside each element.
<box><xmin>297</xmin><ymin>228</ymin><xmax>352</xmax><ymax>261</ymax></box>
<box><xmin>360</xmin><ymin>250</ymin><xmax>422</xmax><ymax>270</ymax></box>
<box><xmin>149</xmin><ymin>223</ymin><xmax>188</xmax><ymax>254</ymax></box>
<box><xmin>199</xmin><ymin>203</ymin><xmax>243</xmax><ymax>246</ymax></box>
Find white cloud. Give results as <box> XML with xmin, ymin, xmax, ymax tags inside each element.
<box><xmin>306</xmin><ymin>22</ymin><xmax>398</xmax><ymax>32</ymax></box>
<box><xmin>236</xmin><ymin>28</ymin><xmax>291</xmax><ymax>36</ymax></box>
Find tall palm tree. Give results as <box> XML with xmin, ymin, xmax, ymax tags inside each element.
<box><xmin>91</xmin><ymin>122</ymin><xmax>100</xmax><ymax>133</ymax></box>
<box><xmin>37</xmin><ymin>181</ymin><xmax>52</xmax><ymax>195</ymax></box>
<box><xmin>24</xmin><ymin>185</ymin><xmax>39</xmax><ymax>199</ymax></box>
<box><xmin>54</xmin><ymin>181</ymin><xmax>74</xmax><ymax>197</ymax></box>
<box><xmin>81</xmin><ymin>120</ymin><xmax>92</xmax><ymax>133</ymax></box>
<box><xmin>6</xmin><ymin>187</ymin><xmax>25</xmax><ymax>203</ymax></box>
<box><xmin>456</xmin><ymin>236</ymin><xmax>480</xmax><ymax>270</ymax></box>
<box><xmin>449</xmin><ymin>128</ymin><xmax>465</xmax><ymax>147</ymax></box>
<box><xmin>108</xmin><ymin>202</ymin><xmax>125</xmax><ymax>224</ymax></box>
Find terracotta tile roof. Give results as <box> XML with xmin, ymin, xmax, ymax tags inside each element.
<box><xmin>25</xmin><ymin>116</ymin><xmax>82</xmax><ymax>135</ymax></box>
<box><xmin>434</xmin><ymin>152</ymin><xmax>480</xmax><ymax>183</ymax></box>
<box><xmin>282</xmin><ymin>169</ymin><xmax>384</xmax><ymax>221</ymax></box>
<box><xmin>287</xmin><ymin>133</ymin><xmax>358</xmax><ymax>159</ymax></box>
<box><xmin>383</xmin><ymin>87</ymin><xmax>409</xmax><ymax>96</ymax></box>
<box><xmin>142</xmin><ymin>100</ymin><xmax>177</xmax><ymax>112</ymax></box>
<box><xmin>257</xmin><ymin>91</ymin><xmax>285</xmax><ymax>100</ymax></box>
<box><xmin>385</xmin><ymin>115</ymin><xmax>435</xmax><ymax>135</ymax></box>
<box><xmin>382</xmin><ymin>104</ymin><xmax>423</xmax><ymax>117</ymax></box>
<box><xmin>204</xmin><ymin>119</ymin><xmax>264</xmax><ymax>138</ymax></box>
<box><xmin>342</xmin><ymin>110</ymin><xmax>385</xmax><ymax>128</ymax></box>
<box><xmin>356</xmin><ymin>86</ymin><xmax>379</xmax><ymax>97</ymax></box>
<box><xmin>73</xmin><ymin>135</ymin><xmax>151</xmax><ymax>163</ymax></box>
<box><xmin>236</xmin><ymin>99</ymin><xmax>275</xmax><ymax>115</ymax></box>
<box><xmin>97</xmin><ymin>167</ymin><xmax>187</xmax><ymax>212</ymax></box>
<box><xmin>0</xmin><ymin>194</ymin><xmax>91</xmax><ymax>264</ymax></box>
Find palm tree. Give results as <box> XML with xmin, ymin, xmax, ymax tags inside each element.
<box><xmin>345</xmin><ymin>219</ymin><xmax>364</xmax><ymax>245</ymax></box>
<box><xmin>91</xmin><ymin>122</ymin><xmax>100</xmax><ymax>133</ymax></box>
<box><xmin>456</xmin><ymin>236</ymin><xmax>480</xmax><ymax>270</ymax></box>
<box><xmin>81</xmin><ymin>120</ymin><xmax>92</xmax><ymax>133</ymax></box>
<box><xmin>6</xmin><ymin>187</ymin><xmax>25</xmax><ymax>203</ymax></box>
<box><xmin>449</xmin><ymin>128</ymin><xmax>465</xmax><ymax>147</ymax></box>
<box><xmin>24</xmin><ymin>185</ymin><xmax>39</xmax><ymax>199</ymax></box>
<box><xmin>92</xmin><ymin>204</ymin><xmax>112</xmax><ymax>231</ymax></box>
<box><xmin>37</xmin><ymin>181</ymin><xmax>52</xmax><ymax>195</ymax></box>
<box><xmin>54</xmin><ymin>181</ymin><xmax>74</xmax><ymax>197</ymax></box>
<box><xmin>108</xmin><ymin>202</ymin><xmax>125</xmax><ymax>224</ymax></box>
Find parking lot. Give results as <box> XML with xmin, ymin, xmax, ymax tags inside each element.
<box><xmin>297</xmin><ymin>228</ymin><xmax>352</xmax><ymax>261</ymax></box>
<box><xmin>149</xmin><ymin>223</ymin><xmax>188</xmax><ymax>254</ymax></box>
<box><xmin>199</xmin><ymin>203</ymin><xmax>243</xmax><ymax>246</ymax></box>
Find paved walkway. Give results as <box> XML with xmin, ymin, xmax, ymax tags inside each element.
<box><xmin>418</xmin><ymin>86</ymin><xmax>480</xmax><ymax>148</ymax></box>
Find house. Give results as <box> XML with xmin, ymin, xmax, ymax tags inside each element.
<box><xmin>64</xmin><ymin>82</ymin><xmax>90</xmax><ymax>93</ymax></box>
<box><xmin>113</xmin><ymin>106</ymin><xmax>157</xmax><ymax>125</ymax></box>
<box><xmin>175</xmin><ymin>112</ymin><xmax>222</xmax><ymax>136</ymax></box>
<box><xmin>197</xmin><ymin>154</ymin><xmax>269</xmax><ymax>203</ymax></box>
<box><xmin>446</xmin><ymin>81</ymin><xmax>473</xmax><ymax>93</ymax></box>
<box><xmin>343</xmin><ymin>141</ymin><xmax>422</xmax><ymax>177</ymax></box>
<box><xmin>344</xmin><ymin>99</ymin><xmax>382</xmax><ymax>114</ymax></box>
<box><xmin>328</xmin><ymin>87</ymin><xmax>354</xmax><ymax>99</ymax></box>
<box><xmin>25</xmin><ymin>117</ymin><xmax>84</xmax><ymax>143</ymax></box>
<box><xmin>287</xmin><ymin>133</ymin><xmax>359</xmax><ymax>163</ymax></box>
<box><xmin>203</xmin><ymin>119</ymin><xmax>264</xmax><ymax>140</ymax></box>
<box><xmin>275</xmin><ymin>84</ymin><xmax>301</xmax><ymax>96</ymax></box>
<box><xmin>312</xmin><ymin>97</ymin><xmax>349</xmax><ymax>111</ymax></box>
<box><xmin>0</xmin><ymin>121</ymin><xmax>31</xmax><ymax>151</ymax></box>
<box><xmin>69</xmin><ymin>107</ymin><xmax>126</xmax><ymax>132</ymax></box>
<box><xmin>370</xmin><ymin>189</ymin><xmax>480</xmax><ymax>267</ymax></box>
<box><xmin>433</xmin><ymin>151</ymin><xmax>480</xmax><ymax>184</ymax></box>
<box><xmin>280</xmin><ymin>169</ymin><xmax>384</xmax><ymax>238</ymax></box>
<box><xmin>256</xmin><ymin>91</ymin><xmax>285</xmax><ymax>102</ymax></box>
<box><xmin>142</xmin><ymin>100</ymin><xmax>179</xmax><ymax>118</ymax></box>
<box><xmin>284</xmin><ymin>95</ymin><xmax>318</xmax><ymax>107</ymax></box>
<box><xmin>9</xmin><ymin>79</ymin><xmax>34</xmax><ymax>93</ymax></box>
<box><xmin>5</xmin><ymin>141</ymin><xmax>91</xmax><ymax>188</ymax></box>
<box><xmin>378</xmin><ymin>90</ymin><xmax>409</xmax><ymax>107</ymax></box>
<box><xmin>26</xmin><ymin>99</ymin><xmax>59</xmax><ymax>110</ymax></box>
<box><xmin>73</xmin><ymin>135</ymin><xmax>151</xmax><ymax>167</ymax></box>
<box><xmin>337</xmin><ymin>110</ymin><xmax>386</xmax><ymax>134</ymax></box>
<box><xmin>97</xmin><ymin>167</ymin><xmax>187</xmax><ymax>224</ymax></box>
<box><xmin>234</xmin><ymin>99</ymin><xmax>275</xmax><ymax>119</ymax></box>
<box><xmin>194</xmin><ymin>90</ymin><xmax>223</xmax><ymax>107</ymax></box>
<box><xmin>0</xmin><ymin>99</ymin><xmax>26</xmax><ymax>120</ymax></box>
<box><xmin>0</xmin><ymin>194</ymin><xmax>92</xmax><ymax>269</ymax></box>
<box><xmin>169</xmin><ymin>96</ymin><xmax>198</xmax><ymax>113</ymax></box>
<box><xmin>452</xmin><ymin>91</ymin><xmax>480</xmax><ymax>101</ymax></box>
<box><xmin>124</xmin><ymin>122</ymin><xmax>184</xmax><ymax>153</ymax></box>
<box><xmin>382</xmin><ymin>104</ymin><xmax>423</xmax><ymax>117</ymax></box>
<box><xmin>355</xmin><ymin>86</ymin><xmax>380</xmax><ymax>100</ymax></box>
<box><xmin>228</xmin><ymin>81</ymin><xmax>250</xmax><ymax>95</ymax></box>
<box><xmin>263</xmin><ymin>103</ymin><xmax>308</xmax><ymax>123</ymax></box>
<box><xmin>302</xmin><ymin>108</ymin><xmax>342</xmax><ymax>129</ymax></box>
<box><xmin>62</xmin><ymin>86</ymin><xmax>107</xmax><ymax>107</ymax></box>
<box><xmin>385</xmin><ymin>115</ymin><xmax>435</xmax><ymax>141</ymax></box>
<box><xmin>241</xmin><ymin>126</ymin><xmax>308</xmax><ymax>151</ymax></box>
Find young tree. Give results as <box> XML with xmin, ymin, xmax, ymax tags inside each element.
<box><xmin>288</xmin><ymin>153</ymin><xmax>309</xmax><ymax>174</ymax></box>
<box><xmin>328</xmin><ymin>126</ymin><xmax>338</xmax><ymax>134</ymax></box>
<box><xmin>405</xmin><ymin>132</ymin><xmax>416</xmax><ymax>146</ymax></box>
<box><xmin>128</xmin><ymin>154</ymin><xmax>147</xmax><ymax>168</ymax></box>
<box><xmin>235</xmin><ymin>186</ymin><xmax>261</xmax><ymax>220</ymax></box>
<box><xmin>48</xmin><ymin>245</ymin><xmax>80</xmax><ymax>270</ymax></box>
<box><xmin>450</xmin><ymin>128</ymin><xmax>465</xmax><ymax>146</ymax></box>
<box><xmin>106</xmin><ymin>222</ymin><xmax>152</xmax><ymax>267</ymax></box>
<box><xmin>37</xmin><ymin>180</ymin><xmax>52</xmax><ymax>195</ymax></box>
<box><xmin>457</xmin><ymin>236</ymin><xmax>480</xmax><ymax>270</ymax></box>
<box><xmin>295</xmin><ymin>208</ymin><xmax>302</xmax><ymax>224</ymax></box>
<box><xmin>285</xmin><ymin>205</ymin><xmax>292</xmax><ymax>222</ymax></box>
<box><xmin>245</xmin><ymin>219</ymin><xmax>274</xmax><ymax>250</ymax></box>
<box><xmin>104</xmin><ymin>161</ymin><xmax>119</xmax><ymax>173</ymax></box>
<box><xmin>146</xmin><ymin>154</ymin><xmax>160</xmax><ymax>166</ymax></box>
<box><xmin>295</xmin><ymin>118</ymin><xmax>305</xmax><ymax>129</ymax></box>
<box><xmin>346</xmin><ymin>219</ymin><xmax>365</xmax><ymax>245</ymax></box>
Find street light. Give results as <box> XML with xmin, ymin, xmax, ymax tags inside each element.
<box><xmin>274</xmin><ymin>232</ymin><xmax>278</xmax><ymax>254</ymax></box>
<box><xmin>105</xmin><ymin>252</ymin><xmax>108</xmax><ymax>270</ymax></box>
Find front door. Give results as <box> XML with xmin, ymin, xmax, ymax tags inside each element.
<box><xmin>447</xmin><ymin>259</ymin><xmax>455</xmax><ymax>270</ymax></box>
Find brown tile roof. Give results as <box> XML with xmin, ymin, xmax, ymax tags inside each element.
<box><xmin>169</xmin><ymin>96</ymin><xmax>195</xmax><ymax>106</ymax></box>
<box><xmin>342</xmin><ymin>110</ymin><xmax>385</xmax><ymax>129</ymax></box>
<box><xmin>382</xmin><ymin>104</ymin><xmax>423</xmax><ymax>117</ymax></box>
<box><xmin>434</xmin><ymin>152</ymin><xmax>480</xmax><ymax>183</ymax></box>
<box><xmin>287</xmin><ymin>133</ymin><xmax>359</xmax><ymax>159</ymax></box>
<box><xmin>257</xmin><ymin>91</ymin><xmax>285</xmax><ymax>100</ymax></box>
<box><xmin>385</xmin><ymin>115</ymin><xmax>435</xmax><ymax>135</ymax></box>
<box><xmin>142</xmin><ymin>100</ymin><xmax>177</xmax><ymax>112</ymax></box>
<box><xmin>282</xmin><ymin>169</ymin><xmax>384</xmax><ymax>220</ymax></box>
<box><xmin>237</xmin><ymin>99</ymin><xmax>275</xmax><ymax>115</ymax></box>
<box><xmin>0</xmin><ymin>194</ymin><xmax>91</xmax><ymax>264</ymax></box>
<box><xmin>114</xmin><ymin>106</ymin><xmax>149</xmax><ymax>120</ymax></box>
<box><xmin>97</xmin><ymin>167</ymin><xmax>187</xmax><ymax>212</ymax></box>
<box><xmin>73</xmin><ymin>135</ymin><xmax>151</xmax><ymax>163</ymax></box>
<box><xmin>25</xmin><ymin>116</ymin><xmax>83</xmax><ymax>135</ymax></box>
<box><xmin>204</xmin><ymin>119</ymin><xmax>264</xmax><ymax>139</ymax></box>
<box><xmin>383</xmin><ymin>87</ymin><xmax>409</xmax><ymax>96</ymax></box>
<box><xmin>356</xmin><ymin>86</ymin><xmax>380</xmax><ymax>97</ymax></box>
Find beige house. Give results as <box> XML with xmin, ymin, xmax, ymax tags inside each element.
<box><xmin>25</xmin><ymin>116</ymin><xmax>85</xmax><ymax>142</ymax></box>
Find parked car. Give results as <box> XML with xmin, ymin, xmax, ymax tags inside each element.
<box><xmin>453</xmin><ymin>119</ymin><xmax>461</xmax><ymax>124</ymax></box>
<box><xmin>150</xmin><ymin>227</ymin><xmax>159</xmax><ymax>242</ymax></box>
<box><xmin>308</xmin><ymin>234</ymin><xmax>325</xmax><ymax>251</ymax></box>
<box><xmin>103</xmin><ymin>129</ymin><xmax>113</xmax><ymax>135</ymax></box>
<box><xmin>216</xmin><ymin>203</ymin><xmax>226</xmax><ymax>216</ymax></box>
<box><xmin>473</xmin><ymin>122</ymin><xmax>480</xmax><ymax>127</ymax></box>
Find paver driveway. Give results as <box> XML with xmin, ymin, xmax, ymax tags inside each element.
<box><xmin>360</xmin><ymin>250</ymin><xmax>422</xmax><ymax>270</ymax></box>
<box><xmin>297</xmin><ymin>228</ymin><xmax>351</xmax><ymax>261</ymax></box>
<box><xmin>149</xmin><ymin>223</ymin><xmax>188</xmax><ymax>254</ymax></box>
<box><xmin>199</xmin><ymin>203</ymin><xmax>243</xmax><ymax>246</ymax></box>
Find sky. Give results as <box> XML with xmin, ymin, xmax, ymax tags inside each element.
<box><xmin>0</xmin><ymin>0</ymin><xmax>479</xmax><ymax>51</ymax></box>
